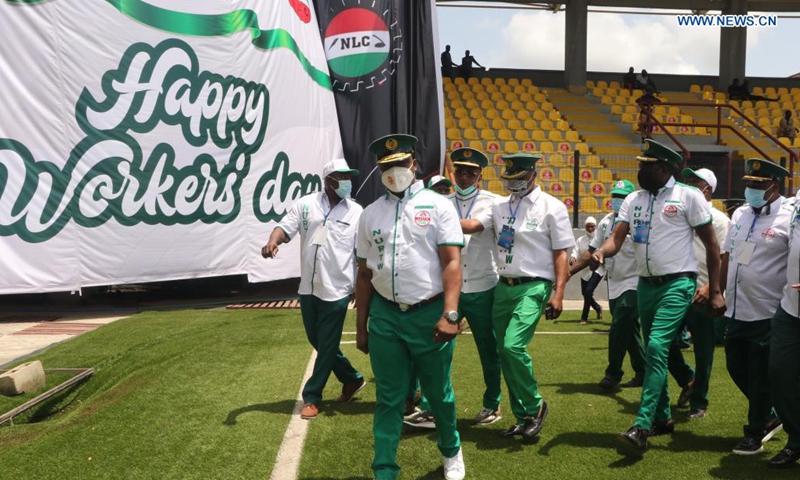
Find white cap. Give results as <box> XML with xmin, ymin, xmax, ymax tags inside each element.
<box><xmin>322</xmin><ymin>158</ymin><xmax>360</xmax><ymax>178</ymax></box>
<box><xmin>428</xmin><ymin>175</ymin><xmax>452</xmax><ymax>188</ymax></box>
<box><xmin>683</xmin><ymin>167</ymin><xmax>717</xmax><ymax>193</ymax></box>
<box><xmin>585</xmin><ymin>216</ymin><xmax>597</xmax><ymax>226</ymax></box>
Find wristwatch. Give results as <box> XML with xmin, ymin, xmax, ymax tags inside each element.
<box><xmin>443</xmin><ymin>310</ymin><xmax>460</xmax><ymax>324</ymax></box>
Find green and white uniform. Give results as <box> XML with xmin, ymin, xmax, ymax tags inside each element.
<box><xmin>278</xmin><ymin>192</ymin><xmax>364</xmax><ymax>406</ymax></box>
<box><xmin>617</xmin><ymin>177</ymin><xmax>711</xmax><ymax>430</ymax></box>
<box><xmin>357</xmin><ymin>181</ymin><xmax>464</xmax><ymax>480</ymax></box>
<box><xmin>451</xmin><ymin>189</ymin><xmax>502</xmax><ymax>411</ymax></box>
<box><xmin>478</xmin><ymin>185</ymin><xmax>574</xmax><ymax>424</ymax></box>
<box><xmin>591</xmin><ymin>212</ymin><xmax>645</xmax><ymax>383</ymax></box>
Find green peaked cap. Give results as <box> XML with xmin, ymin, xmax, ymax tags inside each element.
<box><xmin>499</xmin><ymin>152</ymin><xmax>541</xmax><ymax>179</ymax></box>
<box><xmin>369</xmin><ymin>134</ymin><xmax>418</xmax><ymax>164</ymax></box>
<box><xmin>610</xmin><ymin>179</ymin><xmax>636</xmax><ymax>196</ymax></box>
<box><xmin>451</xmin><ymin>147</ymin><xmax>489</xmax><ymax>169</ymax></box>
<box><xmin>743</xmin><ymin>158</ymin><xmax>789</xmax><ymax>181</ymax></box>
<box><xmin>637</xmin><ymin>139</ymin><xmax>683</xmax><ymax>165</ymax></box>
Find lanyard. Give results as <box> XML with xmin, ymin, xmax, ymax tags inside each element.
<box><xmin>455</xmin><ymin>194</ymin><xmax>478</xmax><ymax>219</ymax></box>
<box><xmin>745</xmin><ymin>211</ymin><xmax>759</xmax><ymax>241</ymax></box>
<box><xmin>507</xmin><ymin>198</ymin><xmax>523</xmax><ymax>225</ymax></box>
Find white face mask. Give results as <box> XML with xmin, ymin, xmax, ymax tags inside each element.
<box><xmin>381</xmin><ymin>166</ymin><xmax>415</xmax><ymax>193</ymax></box>
<box><xmin>503</xmin><ymin>177</ymin><xmax>533</xmax><ymax>198</ymax></box>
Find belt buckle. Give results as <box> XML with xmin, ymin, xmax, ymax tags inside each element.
<box><xmin>399</xmin><ymin>303</ymin><xmax>410</xmax><ymax>312</ymax></box>
<box><xmin>506</xmin><ymin>277</ymin><xmax>514</xmax><ymax>286</ymax></box>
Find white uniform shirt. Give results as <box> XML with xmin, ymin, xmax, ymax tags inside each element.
<box><xmin>357</xmin><ymin>181</ymin><xmax>464</xmax><ymax>305</ymax></box>
<box><xmin>725</xmin><ymin>196</ymin><xmax>792</xmax><ymax>321</ymax></box>
<box><xmin>479</xmin><ymin>186</ymin><xmax>575</xmax><ymax>281</ymax></box>
<box><xmin>779</xmin><ymin>190</ymin><xmax>800</xmax><ymax>318</ymax></box>
<box><xmin>693</xmin><ymin>204</ymin><xmax>730</xmax><ymax>286</ymax></box>
<box><xmin>617</xmin><ymin>177</ymin><xmax>711</xmax><ymax>277</ymax></box>
<box><xmin>277</xmin><ymin>192</ymin><xmax>362</xmax><ymax>301</ymax></box>
<box><xmin>572</xmin><ymin>234</ymin><xmax>606</xmax><ymax>280</ymax></box>
<box><xmin>591</xmin><ymin>212</ymin><xmax>638</xmax><ymax>300</ymax></box>
<box><xmin>450</xmin><ymin>190</ymin><xmax>500</xmax><ymax>293</ymax></box>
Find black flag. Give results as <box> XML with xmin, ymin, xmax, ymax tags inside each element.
<box><xmin>312</xmin><ymin>0</ymin><xmax>444</xmax><ymax>204</ymax></box>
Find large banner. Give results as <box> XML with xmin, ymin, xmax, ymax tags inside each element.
<box><xmin>0</xmin><ymin>0</ymin><xmax>342</xmax><ymax>294</ymax></box>
<box><xmin>312</xmin><ymin>0</ymin><xmax>444</xmax><ymax>203</ymax></box>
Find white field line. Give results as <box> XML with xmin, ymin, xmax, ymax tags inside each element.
<box><xmin>269</xmin><ymin>350</ymin><xmax>317</xmax><ymax>480</ymax></box>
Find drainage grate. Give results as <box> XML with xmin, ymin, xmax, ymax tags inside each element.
<box><xmin>12</xmin><ymin>323</ymin><xmax>101</xmax><ymax>336</ymax></box>
<box><xmin>226</xmin><ymin>300</ymin><xmax>356</xmax><ymax>310</ymax></box>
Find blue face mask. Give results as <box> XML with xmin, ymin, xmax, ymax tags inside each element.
<box><xmin>744</xmin><ymin>186</ymin><xmax>769</xmax><ymax>208</ymax></box>
<box><xmin>455</xmin><ymin>183</ymin><xmax>477</xmax><ymax>196</ymax></box>
<box><xmin>334</xmin><ymin>179</ymin><xmax>352</xmax><ymax>199</ymax></box>
<box><xmin>611</xmin><ymin>198</ymin><xmax>625</xmax><ymax>213</ymax></box>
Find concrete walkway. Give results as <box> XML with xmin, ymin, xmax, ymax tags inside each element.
<box><xmin>0</xmin><ymin>313</ymin><xmax>129</xmax><ymax>368</ymax></box>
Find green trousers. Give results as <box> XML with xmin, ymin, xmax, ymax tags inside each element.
<box><xmin>492</xmin><ymin>279</ymin><xmax>552</xmax><ymax>424</ymax></box>
<box><xmin>299</xmin><ymin>295</ymin><xmax>362</xmax><ymax>405</ymax></box>
<box><xmin>770</xmin><ymin>307</ymin><xmax>800</xmax><ymax>449</ymax></box>
<box><xmin>368</xmin><ymin>294</ymin><xmax>460</xmax><ymax>480</ymax></box>
<box><xmin>635</xmin><ymin>277</ymin><xmax>696</xmax><ymax>430</ymax></box>
<box><xmin>725</xmin><ymin>317</ymin><xmax>774</xmax><ymax>439</ymax></box>
<box><xmin>606</xmin><ymin>290</ymin><xmax>646</xmax><ymax>382</ymax></box>
<box><xmin>667</xmin><ymin>306</ymin><xmax>719</xmax><ymax>411</ymax></box>
<box><xmin>462</xmin><ymin>288</ymin><xmax>502</xmax><ymax>410</ymax></box>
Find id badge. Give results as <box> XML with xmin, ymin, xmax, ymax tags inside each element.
<box><xmin>633</xmin><ymin>222</ymin><xmax>650</xmax><ymax>244</ymax></box>
<box><xmin>498</xmin><ymin>225</ymin><xmax>515</xmax><ymax>249</ymax></box>
<box><xmin>735</xmin><ymin>241</ymin><xmax>756</xmax><ymax>265</ymax></box>
<box><xmin>310</xmin><ymin>225</ymin><xmax>328</xmax><ymax>246</ymax></box>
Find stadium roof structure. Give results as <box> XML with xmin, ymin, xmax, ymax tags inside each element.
<box><xmin>437</xmin><ymin>1</ymin><xmax>800</xmax><ymax>13</ymax></box>
<box><xmin>436</xmin><ymin>0</ymin><xmax>798</xmax><ymax>91</ymax></box>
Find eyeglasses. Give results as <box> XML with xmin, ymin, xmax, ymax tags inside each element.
<box><xmin>454</xmin><ymin>170</ymin><xmax>480</xmax><ymax>178</ymax></box>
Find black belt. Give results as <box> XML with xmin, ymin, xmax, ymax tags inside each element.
<box><xmin>640</xmin><ymin>272</ymin><xmax>696</xmax><ymax>286</ymax></box>
<box><xmin>500</xmin><ymin>276</ymin><xmax>548</xmax><ymax>287</ymax></box>
<box><xmin>382</xmin><ymin>293</ymin><xmax>443</xmax><ymax>312</ymax></box>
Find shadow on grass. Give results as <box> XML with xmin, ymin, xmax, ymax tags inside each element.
<box><xmin>457</xmin><ymin>421</ymin><xmax>536</xmax><ymax>452</ymax></box>
<box><xmin>223</xmin><ymin>399</ymin><xmax>376</xmax><ymax>425</ymax></box>
<box><xmin>707</xmin><ymin>450</ymin><xmax>798</xmax><ymax>479</ymax></box>
<box><xmin>539</xmin><ymin>382</ymin><xmax>641</xmax><ymax>415</ymax></box>
<box><xmin>302</xmin><ymin>468</ymin><xmax>442</xmax><ymax>480</ymax></box>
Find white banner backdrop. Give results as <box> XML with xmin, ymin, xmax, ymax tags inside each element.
<box><xmin>0</xmin><ymin>0</ymin><xmax>341</xmax><ymax>294</ymax></box>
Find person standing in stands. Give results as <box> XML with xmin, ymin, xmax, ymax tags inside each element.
<box><xmin>261</xmin><ymin>159</ymin><xmax>366</xmax><ymax>420</ymax></box>
<box><xmin>590</xmin><ymin>139</ymin><xmax>725</xmax><ymax>452</ymax></box>
<box><xmin>355</xmin><ymin>134</ymin><xmax>466</xmax><ymax>480</ymax></box>
<box><xmin>460</xmin><ymin>50</ymin><xmax>484</xmax><ymax>79</ymax></box>
<box><xmin>723</xmin><ymin>159</ymin><xmax>791</xmax><ymax>457</ymax></box>
<box><xmin>571</xmin><ymin>179</ymin><xmax>646</xmax><ymax>390</ymax></box>
<box><xmin>666</xmin><ymin>168</ymin><xmax>730</xmax><ymax>419</ymax></box>
<box><xmin>441</xmin><ymin>45</ymin><xmax>459</xmax><ymax>81</ymax></box>
<box><xmin>769</xmin><ymin>180</ymin><xmax>800</xmax><ymax>469</ymax></box>
<box><xmin>623</xmin><ymin>67</ymin><xmax>637</xmax><ymax>92</ymax></box>
<box><xmin>449</xmin><ymin>147</ymin><xmax>503</xmax><ymax>425</ymax></box>
<box><xmin>571</xmin><ymin>216</ymin><xmax>604</xmax><ymax>324</ymax></box>
<box><xmin>460</xmin><ymin>153</ymin><xmax>574</xmax><ymax>441</ymax></box>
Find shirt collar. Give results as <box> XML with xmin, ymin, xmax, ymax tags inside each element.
<box><xmin>455</xmin><ymin>189</ymin><xmax>480</xmax><ymax>202</ymax></box>
<box><xmin>660</xmin><ymin>176</ymin><xmax>676</xmax><ymax>193</ymax></box>
<box><xmin>386</xmin><ymin>180</ymin><xmax>424</xmax><ymax>202</ymax></box>
<box><xmin>752</xmin><ymin>195</ymin><xmax>784</xmax><ymax>216</ymax></box>
<box><xmin>523</xmin><ymin>184</ymin><xmax>542</xmax><ymax>203</ymax></box>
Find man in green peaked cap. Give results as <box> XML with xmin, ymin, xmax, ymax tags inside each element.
<box><xmin>356</xmin><ymin>133</ymin><xmax>467</xmax><ymax>480</ymax></box>
<box><xmin>572</xmin><ymin>178</ymin><xmax>647</xmax><ymax>390</ymax></box>
<box><xmin>722</xmin><ymin>158</ymin><xmax>791</xmax><ymax>458</ymax></box>
<box><xmin>460</xmin><ymin>151</ymin><xmax>575</xmax><ymax>441</ymax></box>
<box><xmin>591</xmin><ymin>139</ymin><xmax>725</xmax><ymax>452</ymax></box>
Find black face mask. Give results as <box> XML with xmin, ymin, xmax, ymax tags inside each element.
<box><xmin>637</xmin><ymin>168</ymin><xmax>662</xmax><ymax>192</ymax></box>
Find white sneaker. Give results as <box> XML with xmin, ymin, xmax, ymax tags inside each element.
<box><xmin>443</xmin><ymin>447</ymin><xmax>465</xmax><ymax>480</ymax></box>
<box><xmin>403</xmin><ymin>408</ymin><xmax>436</xmax><ymax>429</ymax></box>
<box><xmin>474</xmin><ymin>407</ymin><xmax>502</xmax><ymax>425</ymax></box>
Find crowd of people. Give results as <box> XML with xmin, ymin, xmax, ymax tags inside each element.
<box><xmin>261</xmin><ymin>137</ymin><xmax>800</xmax><ymax>480</ymax></box>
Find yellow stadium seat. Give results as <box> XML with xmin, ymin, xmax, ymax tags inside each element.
<box><xmin>779</xmin><ymin>137</ymin><xmax>792</xmax><ymax>146</ymax></box>
<box><xmin>490</xmin><ymin>91</ymin><xmax>503</xmax><ymax>102</ymax></box>
<box><xmin>468</xmin><ymin>140</ymin><xmax>484</xmax><ymax>150</ymax></box>
<box><xmin>619</xmin><ymin>89</ymin><xmax>631</xmax><ymax>98</ymax></box>
<box><xmin>548</xmin><ymin>110</ymin><xmax>561</xmax><ymax>121</ymax></box>
<box><xmin>539</xmin><ymin>167</ymin><xmax>557</xmax><ymax>181</ymax></box>
<box><xmin>467</xmin><ymin>77</ymin><xmax>479</xmax><ymax>85</ymax></box>
<box><xmin>758</xmin><ymin>117</ymin><xmax>771</xmax><ymax>129</ymax></box>
<box><xmin>464</xmin><ymin>128</ymin><xmax>479</xmax><ymax>140</ymax></box>
<box><xmin>480</xmin><ymin>78</ymin><xmax>493</xmax><ymax>86</ymax></box>
<box><xmin>480</xmin><ymin>128</ymin><xmax>496</xmax><ymax>140</ymax></box>
<box><xmin>702</xmin><ymin>84</ymin><xmax>714</xmax><ymax>92</ymax></box>
<box><xmin>446</xmin><ymin>128</ymin><xmax>460</xmax><ymax>140</ymax></box>
<box><xmin>558</xmin><ymin>169</ymin><xmax>572</xmax><ymax>182</ymax></box>
<box><xmin>447</xmin><ymin>90</ymin><xmax>460</xmax><ymax>101</ymax></box>
<box><xmin>565</xmin><ymin>131</ymin><xmax>580</xmax><ymax>143</ymax></box>
<box><xmin>541</xmin><ymin>102</ymin><xmax>554</xmax><ymax>112</ymax></box>
<box><xmin>483</xmin><ymin>167</ymin><xmax>497</xmax><ymax>180</ymax></box>
<box><xmin>596</xmin><ymin>81</ymin><xmax>608</xmax><ymax>89</ymax></box>
<box><xmin>496</xmin><ymin>100</ymin><xmax>509</xmax><ymax>110</ymax></box>
<box><xmin>690</xmin><ymin>84</ymin><xmax>701</xmax><ymax>93</ymax></box>
<box><xmin>475</xmin><ymin>91</ymin><xmax>489</xmax><ymax>101</ymax></box>
<box><xmin>471</xmin><ymin>83</ymin><xmax>485</xmax><ymax>93</ymax></box>
<box><xmin>498</xmin><ymin>129</ymin><xmax>513</xmax><ymax>141</ymax></box>
<box><xmin>519</xmin><ymin>93</ymin><xmax>532</xmax><ymax>103</ymax></box>
<box><xmin>576</xmin><ymin>143</ymin><xmax>590</xmax><ymax>154</ymax></box>
<box><xmin>457</xmin><ymin>83</ymin><xmax>470</xmax><ymax>93</ymax></box>
<box><xmin>465</xmin><ymin>99</ymin><xmax>478</xmax><ymax>109</ymax></box>
<box><xmin>525</xmin><ymin>100</ymin><xmax>538</xmax><ymax>111</ymax></box>
<box><xmin>540</xmin><ymin>119</ymin><xmax>554</xmax><ymax>131</ymax></box>
<box><xmin>491</xmin><ymin>118</ymin><xmax>506</xmax><ymax>130</ymax></box>
<box><xmin>586</xmin><ymin>80</ymin><xmax>596</xmax><ymax>88</ymax></box>
<box><xmin>595</xmin><ymin>88</ymin><xmax>606</xmax><ymax>98</ymax></box>
<box><xmin>598</xmin><ymin>169</ymin><xmax>614</xmax><ymax>182</ymax></box>
<box><xmin>588</xmin><ymin>182</ymin><xmax>606</xmax><ymax>196</ymax></box>
<box><xmin>534</xmin><ymin>93</ymin><xmax>547</xmax><ymax>103</ymax></box>
<box><xmin>609</xmin><ymin>81</ymin><xmax>621</xmax><ymax>89</ymax></box>
<box><xmin>508</xmin><ymin>119</ymin><xmax>522</xmax><ymax>130</ymax></box>
<box><xmin>514</xmin><ymin>130</ymin><xmax>531</xmax><ymax>141</ymax></box>
<box><xmin>457</xmin><ymin>117</ymin><xmax>472</xmax><ymax>129</ymax></box>
<box><xmin>557</xmin><ymin>142</ymin><xmax>572</xmax><ymax>154</ymax></box>
<box><xmin>579</xmin><ymin>197</ymin><xmax>599</xmax><ymax>214</ymax></box>
<box><xmin>521</xmin><ymin>141</ymin><xmax>537</xmax><ymax>152</ymax></box>
<box><xmin>540</xmin><ymin>142</ymin><xmax>555</xmax><ymax>153</ymax></box>
<box><xmin>486</xmin><ymin>141</ymin><xmax>501</xmax><ymax>154</ymax></box>
<box><xmin>521</xmin><ymin>79</ymin><xmax>533</xmax><ymax>87</ymax></box>
<box><xmin>715</xmin><ymin>92</ymin><xmax>727</xmax><ymax>102</ymax></box>
<box><xmin>507</xmin><ymin>78</ymin><xmax>520</xmax><ymax>87</ymax></box>
<box><xmin>531</xmin><ymin>130</ymin><xmax>546</xmax><ymax>141</ymax></box>
<box><xmin>610</xmin><ymin>105</ymin><xmax>623</xmax><ymax>115</ymax></box>
<box><xmin>454</xmin><ymin>107</ymin><xmax>467</xmax><ymax>118</ymax></box>
<box><xmin>505</xmin><ymin>141</ymin><xmax>520</xmax><ymax>153</ymax></box>
<box><xmin>450</xmin><ymin>140</ymin><xmax>465</xmax><ymax>151</ymax></box>
<box><xmin>533</xmin><ymin>110</ymin><xmax>546</xmax><ymax>121</ymax></box>
<box><xmin>479</xmin><ymin>99</ymin><xmax>493</xmax><ymax>110</ymax></box>
<box><xmin>549</xmin><ymin>154</ymin><xmax>566</xmax><ymax>166</ymax></box>
<box><xmin>475</xmin><ymin>118</ymin><xmax>489</xmax><ymax>129</ymax></box>
<box><xmin>793</xmin><ymin>138</ymin><xmax>800</xmax><ymax>148</ymax></box>
<box><xmin>585</xmin><ymin>155</ymin><xmax>602</xmax><ymax>168</ymax></box>
<box><xmin>765</xmin><ymin>87</ymin><xmax>777</xmax><ymax>97</ymax></box>
<box><xmin>518</xmin><ymin>110</ymin><xmax>531</xmax><ymax>121</ymax></box>
<box><xmin>502</xmin><ymin>110</ymin><xmax>516</xmax><ymax>120</ymax></box>
<box><xmin>485</xmin><ymin>109</ymin><xmax>499</xmax><ymax>119</ymax></box>
<box><xmin>527</xmin><ymin>85</ymin><xmax>540</xmax><ymax>95</ymax></box>
<box><xmin>548</xmin><ymin>130</ymin><xmax>564</xmax><ymax>142</ymax></box>
<box><xmin>778</xmin><ymin>87</ymin><xmax>789</xmax><ymax>96</ymax></box>
<box><xmin>556</xmin><ymin>120</ymin><xmax>570</xmax><ymax>131</ymax></box>
<box><xmin>502</xmin><ymin>93</ymin><xmax>515</xmax><ymax>103</ymax></box>
<box><xmin>500</xmin><ymin>85</ymin><xmax>512</xmax><ymax>94</ymax></box>
<box><xmin>523</xmin><ymin>119</ymin><xmax>537</xmax><ymax>130</ymax></box>
<box><xmin>445</xmin><ymin>117</ymin><xmax>456</xmax><ymax>129</ymax></box>
<box><xmin>510</xmin><ymin>101</ymin><xmax>524</xmax><ymax>111</ymax></box>
<box><xmin>470</xmin><ymin>108</ymin><xmax>484</xmax><ymax>120</ymax></box>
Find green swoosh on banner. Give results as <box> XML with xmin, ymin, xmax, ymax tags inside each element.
<box><xmin>5</xmin><ymin>0</ymin><xmax>332</xmax><ymax>90</ymax></box>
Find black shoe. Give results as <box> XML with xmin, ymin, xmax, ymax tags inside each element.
<box><xmin>502</xmin><ymin>424</ymin><xmax>524</xmax><ymax>437</ymax></box>
<box><xmin>599</xmin><ymin>376</ymin><xmax>620</xmax><ymax>390</ymax></box>
<box><xmin>677</xmin><ymin>379</ymin><xmax>694</xmax><ymax>409</ymax></box>
<box><xmin>620</xmin><ymin>376</ymin><xmax>643</xmax><ymax>388</ymax></box>
<box><xmin>731</xmin><ymin>437</ymin><xmax>763</xmax><ymax>455</ymax></box>
<box><xmin>618</xmin><ymin>426</ymin><xmax>648</xmax><ymax>451</ymax></box>
<box><xmin>648</xmin><ymin>420</ymin><xmax>675</xmax><ymax>437</ymax></box>
<box><xmin>768</xmin><ymin>447</ymin><xmax>800</xmax><ymax>469</ymax></box>
<box><xmin>521</xmin><ymin>401</ymin><xmax>548</xmax><ymax>440</ymax></box>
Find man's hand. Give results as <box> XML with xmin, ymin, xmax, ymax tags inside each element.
<box><xmin>434</xmin><ymin>317</ymin><xmax>460</xmax><ymax>342</ymax></box>
<box><xmin>792</xmin><ymin>284</ymin><xmax>800</xmax><ymax>291</ymax></box>
<box><xmin>708</xmin><ymin>291</ymin><xmax>726</xmax><ymax>317</ymax></box>
<box><xmin>356</xmin><ymin>327</ymin><xmax>369</xmax><ymax>354</ymax></box>
<box><xmin>692</xmin><ymin>284</ymin><xmax>710</xmax><ymax>306</ymax></box>
<box><xmin>589</xmin><ymin>249</ymin><xmax>605</xmax><ymax>271</ymax></box>
<box><xmin>545</xmin><ymin>296</ymin><xmax>563</xmax><ymax>320</ymax></box>
<box><xmin>261</xmin><ymin>241</ymin><xmax>279</xmax><ymax>258</ymax></box>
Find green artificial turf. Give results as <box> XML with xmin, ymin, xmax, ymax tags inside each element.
<box><xmin>0</xmin><ymin>308</ymin><xmax>796</xmax><ymax>480</ymax></box>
